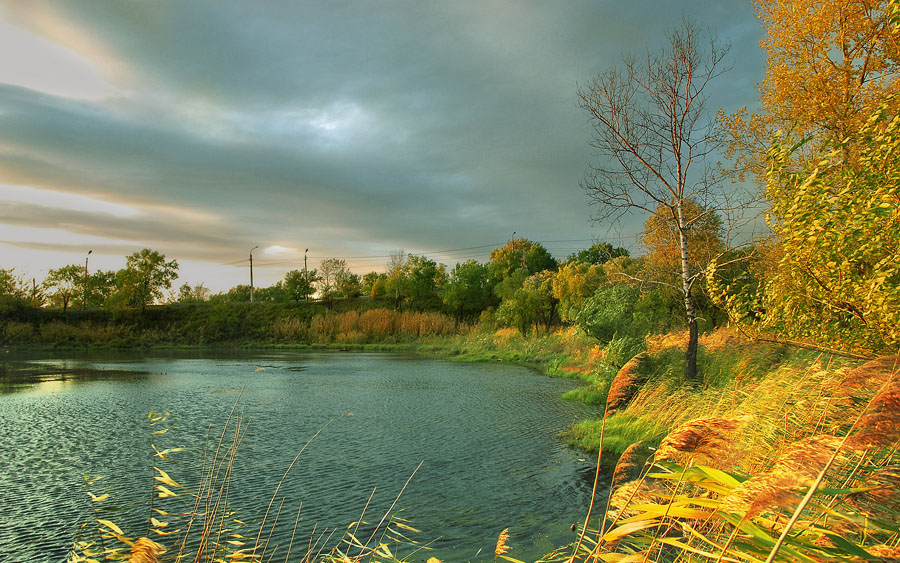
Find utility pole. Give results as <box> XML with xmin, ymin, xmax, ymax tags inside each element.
<box><xmin>249</xmin><ymin>245</ymin><xmax>259</xmax><ymax>303</ymax></box>
<box><xmin>304</xmin><ymin>248</ymin><xmax>309</xmax><ymax>302</ymax></box>
<box><xmin>83</xmin><ymin>249</ymin><xmax>92</xmax><ymax>310</ymax></box>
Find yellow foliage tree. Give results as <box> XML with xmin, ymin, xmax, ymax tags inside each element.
<box><xmin>720</xmin><ymin>0</ymin><xmax>900</xmax><ymax>180</ymax></box>
<box><xmin>709</xmin><ymin>100</ymin><xmax>900</xmax><ymax>356</ymax></box>
<box><xmin>642</xmin><ymin>199</ymin><xmax>724</xmax><ymax>283</ymax></box>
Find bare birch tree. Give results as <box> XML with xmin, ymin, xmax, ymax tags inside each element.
<box><xmin>578</xmin><ymin>20</ymin><xmax>733</xmax><ymax>383</ymax></box>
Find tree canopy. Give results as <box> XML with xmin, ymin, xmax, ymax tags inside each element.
<box><xmin>710</xmin><ymin>100</ymin><xmax>900</xmax><ymax>356</ymax></box>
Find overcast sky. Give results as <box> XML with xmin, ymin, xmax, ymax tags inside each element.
<box><xmin>0</xmin><ymin>1</ymin><xmax>765</xmax><ymax>292</ymax></box>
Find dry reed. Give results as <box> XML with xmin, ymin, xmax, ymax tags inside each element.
<box><xmin>847</xmin><ymin>376</ymin><xmax>900</xmax><ymax>449</ymax></box>
<box><xmin>720</xmin><ymin>435</ymin><xmax>843</xmax><ymax>517</ymax></box>
<box><xmin>654</xmin><ymin>416</ymin><xmax>746</xmax><ymax>467</ymax></box>
<box><xmin>128</xmin><ymin>538</ymin><xmax>161</xmax><ymax>563</ymax></box>
<box><xmin>605</xmin><ymin>352</ymin><xmax>648</xmax><ymax>414</ymax></box>
<box><xmin>494</xmin><ymin>528</ymin><xmax>510</xmax><ymax>559</ymax></box>
<box><xmin>611</xmin><ymin>442</ymin><xmax>649</xmax><ymax>490</ymax></box>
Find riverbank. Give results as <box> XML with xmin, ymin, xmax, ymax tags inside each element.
<box><xmin>2</xmin><ymin>301</ymin><xmax>872</xmax><ymax>462</ymax></box>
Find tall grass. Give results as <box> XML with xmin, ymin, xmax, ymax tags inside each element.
<box><xmin>68</xmin><ymin>404</ymin><xmax>430</xmax><ymax>563</ymax></box>
<box><xmin>557</xmin><ymin>335</ymin><xmax>900</xmax><ymax>562</ymax></box>
<box><xmin>308</xmin><ymin>309</ymin><xmax>457</xmax><ymax>343</ymax></box>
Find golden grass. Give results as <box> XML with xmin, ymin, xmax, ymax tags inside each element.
<box><xmin>654</xmin><ymin>416</ymin><xmax>747</xmax><ymax>468</ymax></box>
<box><xmin>604</xmin><ymin>352</ymin><xmax>648</xmax><ymax>414</ymax></box>
<box><xmin>308</xmin><ymin>308</ymin><xmax>457</xmax><ymax>343</ymax></box>
<box><xmin>127</xmin><ymin>538</ymin><xmax>161</xmax><ymax>563</ymax></box>
<box><xmin>565</xmin><ymin>351</ymin><xmax>900</xmax><ymax>563</ymax></box>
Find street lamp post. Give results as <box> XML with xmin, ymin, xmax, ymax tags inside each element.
<box><xmin>249</xmin><ymin>245</ymin><xmax>259</xmax><ymax>303</ymax></box>
<box><xmin>304</xmin><ymin>248</ymin><xmax>309</xmax><ymax>302</ymax></box>
<box><xmin>83</xmin><ymin>250</ymin><xmax>92</xmax><ymax>310</ymax></box>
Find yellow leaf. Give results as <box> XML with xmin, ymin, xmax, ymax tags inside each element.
<box><xmin>153</xmin><ymin>467</ymin><xmax>183</xmax><ymax>488</ymax></box>
<box><xmin>156</xmin><ymin>485</ymin><xmax>178</xmax><ymax>498</ymax></box>
<box><xmin>96</xmin><ymin>520</ymin><xmax>124</xmax><ymax>535</ymax></box>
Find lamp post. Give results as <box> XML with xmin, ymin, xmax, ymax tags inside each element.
<box><xmin>82</xmin><ymin>250</ymin><xmax>92</xmax><ymax>310</ymax></box>
<box><xmin>249</xmin><ymin>245</ymin><xmax>259</xmax><ymax>303</ymax></box>
<box><xmin>303</xmin><ymin>248</ymin><xmax>309</xmax><ymax>302</ymax></box>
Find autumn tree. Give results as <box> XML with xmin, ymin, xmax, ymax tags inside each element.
<box><xmin>43</xmin><ymin>264</ymin><xmax>85</xmax><ymax>312</ymax></box>
<box><xmin>488</xmin><ymin>238</ymin><xmax>557</xmax><ymax>282</ymax></box>
<box><xmin>578</xmin><ymin>20</ymin><xmax>733</xmax><ymax>382</ymax></box>
<box><xmin>384</xmin><ymin>250</ymin><xmax>410</xmax><ymax>310</ymax></box>
<box><xmin>642</xmin><ymin>199</ymin><xmax>724</xmax><ymax>283</ymax></box>
<box><xmin>552</xmin><ymin>261</ymin><xmax>607</xmax><ymax>322</ymax></box>
<box><xmin>709</xmin><ymin>100</ymin><xmax>900</xmax><ymax>357</ymax></box>
<box><xmin>720</xmin><ymin>0</ymin><xmax>900</xmax><ymax>180</ymax></box>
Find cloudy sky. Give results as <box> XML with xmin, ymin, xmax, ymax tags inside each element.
<box><xmin>0</xmin><ymin>1</ymin><xmax>765</xmax><ymax>292</ymax></box>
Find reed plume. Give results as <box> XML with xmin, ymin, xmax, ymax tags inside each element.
<box><xmin>494</xmin><ymin>528</ymin><xmax>510</xmax><ymax>560</ymax></box>
<box><xmin>866</xmin><ymin>544</ymin><xmax>900</xmax><ymax>560</ymax></box>
<box><xmin>835</xmin><ymin>356</ymin><xmax>899</xmax><ymax>398</ymax></box>
<box><xmin>128</xmin><ymin>537</ymin><xmax>162</xmax><ymax>563</ymax></box>
<box><xmin>611</xmin><ymin>442</ymin><xmax>649</xmax><ymax>490</ymax></box>
<box><xmin>654</xmin><ymin>416</ymin><xmax>746</xmax><ymax>467</ymax></box>
<box><xmin>847</xmin><ymin>376</ymin><xmax>900</xmax><ymax>449</ymax></box>
<box><xmin>720</xmin><ymin>435</ymin><xmax>842</xmax><ymax>517</ymax></box>
<box><xmin>605</xmin><ymin>352</ymin><xmax>648</xmax><ymax>414</ymax></box>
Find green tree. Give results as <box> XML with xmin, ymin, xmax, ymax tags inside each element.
<box><xmin>566</xmin><ymin>242</ymin><xmax>629</xmax><ymax>265</ymax></box>
<box><xmin>284</xmin><ymin>269</ymin><xmax>319</xmax><ymax>302</ymax></box>
<box><xmin>176</xmin><ymin>282</ymin><xmax>210</xmax><ymax>303</ymax></box>
<box><xmin>43</xmin><ymin>264</ymin><xmax>84</xmax><ymax>312</ymax></box>
<box><xmin>336</xmin><ymin>270</ymin><xmax>362</xmax><ymax>299</ymax></box>
<box><xmin>709</xmin><ymin>101</ymin><xmax>900</xmax><ymax>356</ymax></box>
<box><xmin>0</xmin><ymin>268</ymin><xmax>26</xmax><ymax>299</ymax></box>
<box><xmin>405</xmin><ymin>255</ymin><xmax>445</xmax><ymax>310</ymax></box>
<box><xmin>317</xmin><ymin>258</ymin><xmax>348</xmax><ymax>307</ymax></box>
<box><xmin>443</xmin><ymin>260</ymin><xmax>494</xmax><ymax>321</ymax></box>
<box><xmin>552</xmin><ymin>261</ymin><xmax>607</xmax><ymax>322</ymax></box>
<box><xmin>112</xmin><ymin>249</ymin><xmax>179</xmax><ymax>313</ymax></box>
<box><xmin>488</xmin><ymin>238</ymin><xmax>557</xmax><ymax>282</ymax></box>
<box><xmin>574</xmin><ymin>284</ymin><xmax>643</xmax><ymax>341</ymax></box>
<box><xmin>496</xmin><ymin>270</ymin><xmax>558</xmax><ymax>333</ymax></box>
<box><xmin>84</xmin><ymin>270</ymin><xmax>116</xmax><ymax>308</ymax></box>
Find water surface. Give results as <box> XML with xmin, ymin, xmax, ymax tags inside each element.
<box><xmin>0</xmin><ymin>350</ymin><xmax>602</xmax><ymax>562</ymax></box>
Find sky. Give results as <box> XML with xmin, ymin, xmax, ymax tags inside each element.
<box><xmin>0</xmin><ymin>1</ymin><xmax>766</xmax><ymax>293</ymax></box>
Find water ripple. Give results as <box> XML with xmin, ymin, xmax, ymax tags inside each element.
<box><xmin>0</xmin><ymin>351</ymin><xmax>604</xmax><ymax>562</ymax></box>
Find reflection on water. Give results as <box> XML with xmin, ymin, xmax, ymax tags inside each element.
<box><xmin>0</xmin><ymin>360</ymin><xmax>152</xmax><ymax>394</ymax></box>
<box><xmin>0</xmin><ymin>350</ymin><xmax>605</xmax><ymax>562</ymax></box>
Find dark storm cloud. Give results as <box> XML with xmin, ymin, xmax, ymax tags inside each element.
<box><xmin>0</xmin><ymin>0</ymin><xmax>765</xmax><ymax>279</ymax></box>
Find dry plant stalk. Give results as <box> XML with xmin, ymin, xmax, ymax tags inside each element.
<box><xmin>611</xmin><ymin>442</ymin><xmax>649</xmax><ymax>490</ymax></box>
<box><xmin>129</xmin><ymin>537</ymin><xmax>162</xmax><ymax>563</ymax></box>
<box><xmin>605</xmin><ymin>352</ymin><xmax>648</xmax><ymax>414</ymax></box>
<box><xmin>494</xmin><ymin>528</ymin><xmax>510</xmax><ymax>560</ymax></box>
<box><xmin>654</xmin><ymin>416</ymin><xmax>747</xmax><ymax>467</ymax></box>
<box><xmin>720</xmin><ymin>435</ymin><xmax>843</xmax><ymax>517</ymax></box>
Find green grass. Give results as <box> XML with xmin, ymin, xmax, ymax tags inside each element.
<box><xmin>565</xmin><ymin>414</ymin><xmax>668</xmax><ymax>458</ymax></box>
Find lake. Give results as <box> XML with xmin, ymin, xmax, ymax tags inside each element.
<box><xmin>0</xmin><ymin>350</ymin><xmax>603</xmax><ymax>562</ymax></box>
